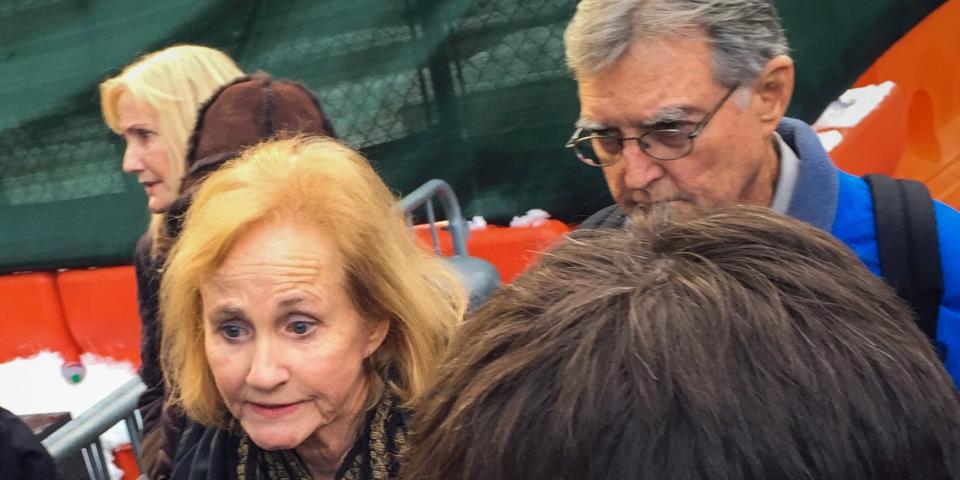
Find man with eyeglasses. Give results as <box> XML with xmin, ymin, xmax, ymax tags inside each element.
<box><xmin>564</xmin><ymin>0</ymin><xmax>960</xmax><ymax>385</ymax></box>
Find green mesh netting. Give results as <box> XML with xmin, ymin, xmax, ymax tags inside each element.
<box><xmin>0</xmin><ymin>0</ymin><xmax>946</xmax><ymax>272</ymax></box>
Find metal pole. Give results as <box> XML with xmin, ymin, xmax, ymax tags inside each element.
<box><xmin>43</xmin><ymin>377</ymin><xmax>146</xmax><ymax>462</ymax></box>
<box><xmin>82</xmin><ymin>444</ymin><xmax>108</xmax><ymax>480</ymax></box>
<box><xmin>398</xmin><ymin>179</ymin><xmax>469</xmax><ymax>256</ymax></box>
<box><xmin>124</xmin><ymin>413</ymin><xmax>145</xmax><ymax>474</ymax></box>
<box><xmin>425</xmin><ymin>199</ymin><xmax>441</xmax><ymax>255</ymax></box>
<box><xmin>94</xmin><ymin>439</ymin><xmax>110</xmax><ymax>480</ymax></box>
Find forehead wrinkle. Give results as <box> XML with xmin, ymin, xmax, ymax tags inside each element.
<box><xmin>202</xmin><ymin>265</ymin><xmax>336</xmax><ymax>316</ymax></box>
<box><xmin>210</xmin><ymin>266</ymin><xmax>329</xmax><ymax>292</ymax></box>
<box><xmin>207</xmin><ymin>250</ymin><xmax>347</xmax><ymax>301</ymax></box>
<box><xmin>218</xmin><ymin>248</ymin><xmax>333</xmax><ymax>271</ymax></box>
<box><xmin>219</xmin><ymin>259</ymin><xmax>325</xmax><ymax>274</ymax></box>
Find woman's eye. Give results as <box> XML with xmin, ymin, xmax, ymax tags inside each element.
<box><xmin>287</xmin><ymin>319</ymin><xmax>316</xmax><ymax>336</ymax></box>
<box><xmin>132</xmin><ymin>129</ymin><xmax>154</xmax><ymax>141</ymax></box>
<box><xmin>123</xmin><ymin>130</ymin><xmax>152</xmax><ymax>144</ymax></box>
<box><xmin>220</xmin><ymin>324</ymin><xmax>247</xmax><ymax>340</ymax></box>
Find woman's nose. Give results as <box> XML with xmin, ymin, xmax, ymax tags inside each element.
<box><xmin>244</xmin><ymin>339</ymin><xmax>290</xmax><ymax>391</ymax></box>
<box><xmin>121</xmin><ymin>144</ymin><xmax>145</xmax><ymax>174</ymax></box>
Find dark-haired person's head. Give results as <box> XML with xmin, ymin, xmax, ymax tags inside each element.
<box><xmin>404</xmin><ymin>206</ymin><xmax>960</xmax><ymax>480</ymax></box>
<box><xmin>161</xmin><ymin>72</ymin><xmax>337</xmax><ymax>245</ymax></box>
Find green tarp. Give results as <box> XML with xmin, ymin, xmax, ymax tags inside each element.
<box><xmin>0</xmin><ymin>0</ymin><xmax>946</xmax><ymax>272</ymax></box>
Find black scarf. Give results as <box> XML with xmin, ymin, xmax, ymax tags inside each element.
<box><xmin>172</xmin><ymin>390</ymin><xmax>407</xmax><ymax>480</ymax></box>
<box><xmin>234</xmin><ymin>391</ymin><xmax>408</xmax><ymax>480</ymax></box>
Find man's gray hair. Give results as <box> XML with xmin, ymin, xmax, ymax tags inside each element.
<box><xmin>564</xmin><ymin>0</ymin><xmax>789</xmax><ymax>87</ymax></box>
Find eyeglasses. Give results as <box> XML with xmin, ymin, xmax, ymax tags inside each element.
<box><xmin>566</xmin><ymin>85</ymin><xmax>739</xmax><ymax>167</ymax></box>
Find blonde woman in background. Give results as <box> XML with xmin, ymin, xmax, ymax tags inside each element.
<box><xmin>100</xmin><ymin>44</ymin><xmax>243</xmax><ymax>235</ymax></box>
<box><xmin>99</xmin><ymin>44</ymin><xmax>243</xmax><ymax>478</ymax></box>
<box><xmin>162</xmin><ymin>136</ymin><xmax>464</xmax><ymax>479</ymax></box>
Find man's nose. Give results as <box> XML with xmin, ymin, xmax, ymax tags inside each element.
<box><xmin>245</xmin><ymin>338</ymin><xmax>290</xmax><ymax>391</ymax></box>
<box><xmin>619</xmin><ymin>138</ymin><xmax>665</xmax><ymax>189</ymax></box>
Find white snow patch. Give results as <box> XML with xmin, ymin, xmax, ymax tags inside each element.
<box><xmin>510</xmin><ymin>209</ymin><xmax>551</xmax><ymax>228</ymax></box>
<box><xmin>468</xmin><ymin>215</ymin><xmax>488</xmax><ymax>230</ymax></box>
<box><xmin>814</xmin><ymin>81</ymin><xmax>896</xmax><ymax>129</ymax></box>
<box><xmin>817</xmin><ymin>130</ymin><xmax>844</xmax><ymax>152</ymax></box>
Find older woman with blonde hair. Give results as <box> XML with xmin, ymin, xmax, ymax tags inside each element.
<box><xmin>161</xmin><ymin>136</ymin><xmax>465</xmax><ymax>479</ymax></box>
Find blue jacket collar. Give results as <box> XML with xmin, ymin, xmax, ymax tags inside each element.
<box><xmin>777</xmin><ymin>117</ymin><xmax>839</xmax><ymax>231</ymax></box>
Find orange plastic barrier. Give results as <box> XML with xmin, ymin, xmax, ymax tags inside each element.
<box><xmin>822</xmin><ymin>84</ymin><xmax>908</xmax><ymax>177</ymax></box>
<box><xmin>415</xmin><ymin>220</ymin><xmax>571</xmax><ymax>283</ymax></box>
<box><xmin>56</xmin><ymin>266</ymin><xmax>141</xmax><ymax>367</ymax></box>
<box><xmin>0</xmin><ymin>272</ymin><xmax>82</xmax><ymax>365</ymax></box>
<box><xmin>112</xmin><ymin>443</ymin><xmax>140</xmax><ymax>480</ymax></box>
<box><xmin>848</xmin><ymin>1</ymin><xmax>960</xmax><ymax>207</ymax></box>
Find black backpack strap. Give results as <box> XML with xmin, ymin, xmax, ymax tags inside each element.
<box><xmin>863</xmin><ymin>174</ymin><xmax>944</xmax><ymax>348</ymax></box>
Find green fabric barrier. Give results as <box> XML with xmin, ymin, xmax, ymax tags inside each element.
<box><xmin>0</xmin><ymin>0</ymin><xmax>946</xmax><ymax>272</ymax></box>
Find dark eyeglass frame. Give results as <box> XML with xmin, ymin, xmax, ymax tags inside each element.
<box><xmin>565</xmin><ymin>85</ymin><xmax>740</xmax><ymax>166</ymax></box>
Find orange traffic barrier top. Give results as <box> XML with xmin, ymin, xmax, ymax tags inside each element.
<box><xmin>850</xmin><ymin>1</ymin><xmax>960</xmax><ymax>207</ymax></box>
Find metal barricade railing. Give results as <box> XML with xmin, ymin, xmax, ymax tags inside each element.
<box><xmin>399</xmin><ymin>178</ymin><xmax>470</xmax><ymax>256</ymax></box>
<box><xmin>400</xmin><ymin>179</ymin><xmax>500</xmax><ymax>309</ymax></box>
<box><xmin>42</xmin><ymin>377</ymin><xmax>145</xmax><ymax>479</ymax></box>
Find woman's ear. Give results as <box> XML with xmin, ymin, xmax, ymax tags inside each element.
<box><xmin>364</xmin><ymin>319</ymin><xmax>389</xmax><ymax>358</ymax></box>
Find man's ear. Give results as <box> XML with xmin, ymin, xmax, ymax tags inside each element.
<box><xmin>364</xmin><ymin>319</ymin><xmax>389</xmax><ymax>359</ymax></box>
<box><xmin>751</xmin><ymin>55</ymin><xmax>794</xmax><ymax>133</ymax></box>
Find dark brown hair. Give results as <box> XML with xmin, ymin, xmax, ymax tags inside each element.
<box><xmin>403</xmin><ymin>206</ymin><xmax>960</xmax><ymax>480</ymax></box>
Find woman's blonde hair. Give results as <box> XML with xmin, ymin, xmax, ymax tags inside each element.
<box><xmin>161</xmin><ymin>136</ymin><xmax>466</xmax><ymax>427</ymax></box>
<box><xmin>99</xmin><ymin>44</ymin><xmax>243</xmax><ymax>246</ymax></box>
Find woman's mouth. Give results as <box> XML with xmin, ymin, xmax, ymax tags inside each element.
<box><xmin>248</xmin><ymin>401</ymin><xmax>302</xmax><ymax>418</ymax></box>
